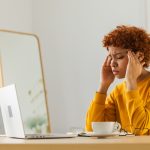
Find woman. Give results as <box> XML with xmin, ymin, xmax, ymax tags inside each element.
<box><xmin>85</xmin><ymin>25</ymin><xmax>150</xmax><ymax>135</ymax></box>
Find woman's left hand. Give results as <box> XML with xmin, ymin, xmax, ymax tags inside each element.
<box><xmin>125</xmin><ymin>51</ymin><xmax>145</xmax><ymax>90</ymax></box>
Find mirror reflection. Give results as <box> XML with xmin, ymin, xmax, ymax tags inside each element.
<box><xmin>0</xmin><ymin>30</ymin><xmax>50</xmax><ymax>134</ymax></box>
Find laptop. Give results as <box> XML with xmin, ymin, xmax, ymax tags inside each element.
<box><xmin>0</xmin><ymin>84</ymin><xmax>76</xmax><ymax>139</ymax></box>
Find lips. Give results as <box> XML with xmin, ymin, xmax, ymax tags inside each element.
<box><xmin>112</xmin><ymin>70</ymin><xmax>119</xmax><ymax>75</ymax></box>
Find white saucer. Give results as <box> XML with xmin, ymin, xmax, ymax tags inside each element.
<box><xmin>78</xmin><ymin>132</ymin><xmax>119</xmax><ymax>137</ymax></box>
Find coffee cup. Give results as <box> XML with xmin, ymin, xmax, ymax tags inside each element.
<box><xmin>92</xmin><ymin>122</ymin><xmax>121</xmax><ymax>134</ymax></box>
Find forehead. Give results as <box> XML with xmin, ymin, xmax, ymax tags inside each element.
<box><xmin>108</xmin><ymin>46</ymin><xmax>129</xmax><ymax>54</ymax></box>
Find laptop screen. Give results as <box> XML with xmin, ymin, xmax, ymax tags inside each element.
<box><xmin>0</xmin><ymin>84</ymin><xmax>25</xmax><ymax>138</ymax></box>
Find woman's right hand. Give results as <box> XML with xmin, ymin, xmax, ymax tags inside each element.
<box><xmin>101</xmin><ymin>56</ymin><xmax>115</xmax><ymax>87</ymax></box>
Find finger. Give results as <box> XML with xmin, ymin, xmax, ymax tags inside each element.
<box><xmin>130</xmin><ymin>52</ymin><xmax>140</xmax><ymax>65</ymax></box>
<box><xmin>106</xmin><ymin>56</ymin><xmax>112</xmax><ymax>66</ymax></box>
<box><xmin>141</xmin><ymin>61</ymin><xmax>145</xmax><ymax>66</ymax></box>
<box><xmin>103</xmin><ymin>56</ymin><xmax>110</xmax><ymax>66</ymax></box>
<box><xmin>127</xmin><ymin>51</ymin><xmax>132</xmax><ymax>62</ymax></box>
<box><xmin>128</xmin><ymin>51</ymin><xmax>133</xmax><ymax>57</ymax></box>
<box><xmin>103</xmin><ymin>56</ymin><xmax>109</xmax><ymax>64</ymax></box>
<box><xmin>131</xmin><ymin>52</ymin><xmax>140</xmax><ymax>63</ymax></box>
<box><xmin>138</xmin><ymin>56</ymin><xmax>143</xmax><ymax>62</ymax></box>
<box><xmin>131</xmin><ymin>51</ymin><xmax>136</xmax><ymax>59</ymax></box>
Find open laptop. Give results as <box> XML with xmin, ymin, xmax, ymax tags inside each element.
<box><xmin>0</xmin><ymin>84</ymin><xmax>76</xmax><ymax>139</ymax></box>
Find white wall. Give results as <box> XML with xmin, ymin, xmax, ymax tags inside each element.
<box><xmin>0</xmin><ymin>0</ymin><xmax>32</xmax><ymax>32</ymax></box>
<box><xmin>0</xmin><ymin>0</ymin><xmax>32</xmax><ymax>133</ymax></box>
<box><xmin>147</xmin><ymin>0</ymin><xmax>150</xmax><ymax>32</ymax></box>
<box><xmin>32</xmin><ymin>0</ymin><xmax>147</xmax><ymax>133</ymax></box>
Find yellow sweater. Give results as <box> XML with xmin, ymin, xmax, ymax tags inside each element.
<box><xmin>86</xmin><ymin>76</ymin><xmax>150</xmax><ymax>135</ymax></box>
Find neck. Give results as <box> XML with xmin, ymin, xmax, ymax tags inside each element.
<box><xmin>137</xmin><ymin>68</ymin><xmax>150</xmax><ymax>82</ymax></box>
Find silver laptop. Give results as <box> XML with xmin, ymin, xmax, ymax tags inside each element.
<box><xmin>0</xmin><ymin>84</ymin><xmax>76</xmax><ymax>139</ymax></box>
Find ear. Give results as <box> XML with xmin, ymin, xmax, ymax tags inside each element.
<box><xmin>135</xmin><ymin>51</ymin><xmax>144</xmax><ymax>62</ymax></box>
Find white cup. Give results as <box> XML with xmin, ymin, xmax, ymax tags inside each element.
<box><xmin>92</xmin><ymin>122</ymin><xmax>121</xmax><ymax>134</ymax></box>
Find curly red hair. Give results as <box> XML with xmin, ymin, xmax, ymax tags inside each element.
<box><xmin>102</xmin><ymin>25</ymin><xmax>150</xmax><ymax>67</ymax></box>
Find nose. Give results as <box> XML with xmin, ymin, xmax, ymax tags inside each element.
<box><xmin>110</xmin><ymin>58</ymin><xmax>118</xmax><ymax>68</ymax></box>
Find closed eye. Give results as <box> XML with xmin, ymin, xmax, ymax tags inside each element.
<box><xmin>116</xmin><ymin>56</ymin><xmax>124</xmax><ymax>59</ymax></box>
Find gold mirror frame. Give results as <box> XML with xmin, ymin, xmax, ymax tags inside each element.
<box><xmin>0</xmin><ymin>29</ymin><xmax>51</xmax><ymax>133</ymax></box>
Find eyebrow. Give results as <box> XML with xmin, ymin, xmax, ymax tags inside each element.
<box><xmin>108</xmin><ymin>51</ymin><xmax>128</xmax><ymax>57</ymax></box>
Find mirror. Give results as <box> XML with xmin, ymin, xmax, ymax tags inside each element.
<box><xmin>0</xmin><ymin>30</ymin><xmax>50</xmax><ymax>134</ymax></box>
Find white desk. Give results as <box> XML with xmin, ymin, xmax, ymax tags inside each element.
<box><xmin>0</xmin><ymin>135</ymin><xmax>150</xmax><ymax>150</ymax></box>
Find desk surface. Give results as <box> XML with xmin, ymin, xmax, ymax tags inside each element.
<box><xmin>1</xmin><ymin>135</ymin><xmax>150</xmax><ymax>150</ymax></box>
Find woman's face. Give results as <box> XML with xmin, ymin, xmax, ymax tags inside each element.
<box><xmin>108</xmin><ymin>46</ymin><xmax>129</xmax><ymax>79</ymax></box>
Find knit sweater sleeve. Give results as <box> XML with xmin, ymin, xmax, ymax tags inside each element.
<box><xmin>125</xmin><ymin>89</ymin><xmax>150</xmax><ymax>134</ymax></box>
<box><xmin>85</xmin><ymin>91</ymin><xmax>116</xmax><ymax>131</ymax></box>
